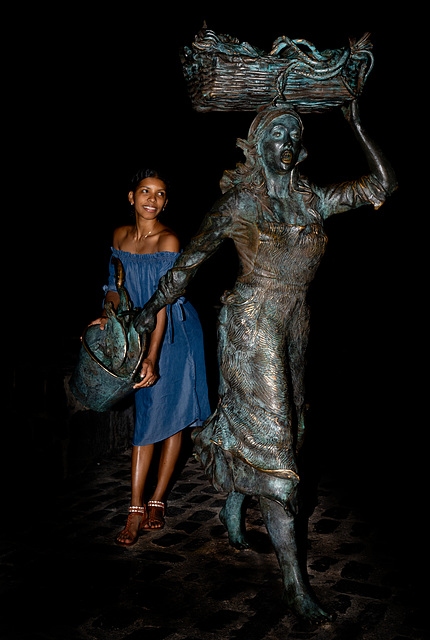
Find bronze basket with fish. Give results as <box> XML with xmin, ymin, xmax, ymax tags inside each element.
<box><xmin>181</xmin><ymin>27</ymin><xmax>374</xmax><ymax>113</ymax></box>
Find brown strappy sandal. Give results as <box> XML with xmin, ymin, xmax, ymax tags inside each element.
<box><xmin>142</xmin><ymin>500</ymin><xmax>165</xmax><ymax>530</ymax></box>
<box><xmin>115</xmin><ymin>505</ymin><xmax>147</xmax><ymax>546</ymax></box>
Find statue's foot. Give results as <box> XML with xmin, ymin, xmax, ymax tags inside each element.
<box><xmin>285</xmin><ymin>591</ymin><xmax>332</xmax><ymax>626</ymax></box>
<box><xmin>219</xmin><ymin>505</ymin><xmax>250</xmax><ymax>550</ymax></box>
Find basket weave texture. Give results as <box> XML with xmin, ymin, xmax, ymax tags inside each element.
<box><xmin>181</xmin><ymin>29</ymin><xmax>374</xmax><ymax>113</ymax></box>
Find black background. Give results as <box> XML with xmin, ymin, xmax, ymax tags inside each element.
<box><xmin>7</xmin><ymin>5</ymin><xmax>422</xmax><ymax>569</ymax></box>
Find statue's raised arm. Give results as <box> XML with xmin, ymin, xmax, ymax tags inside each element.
<box><xmin>314</xmin><ymin>100</ymin><xmax>397</xmax><ymax>219</ymax></box>
<box><xmin>344</xmin><ymin>100</ymin><xmax>397</xmax><ymax>198</ymax></box>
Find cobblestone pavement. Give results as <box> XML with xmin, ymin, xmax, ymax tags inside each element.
<box><xmin>1</xmin><ymin>446</ymin><xmax>425</xmax><ymax>640</ymax></box>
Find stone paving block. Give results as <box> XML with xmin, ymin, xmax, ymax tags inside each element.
<box><xmin>187</xmin><ymin>509</ymin><xmax>217</xmax><ymax>522</ymax></box>
<box><xmin>123</xmin><ymin>628</ymin><xmax>175</xmax><ymax>640</ymax></box>
<box><xmin>330</xmin><ymin>593</ymin><xmax>352</xmax><ymax>614</ymax></box>
<box><xmin>357</xmin><ymin>601</ymin><xmax>388</xmax><ymax>628</ymax></box>
<box><xmin>331</xmin><ymin>578</ymin><xmax>391</xmax><ymax>599</ymax></box>
<box><xmin>309</xmin><ymin>555</ymin><xmax>340</xmax><ymax>573</ymax></box>
<box><xmin>152</xmin><ymin>532</ymin><xmax>189</xmax><ymax>547</ymax></box>
<box><xmin>341</xmin><ymin>560</ymin><xmax>372</xmax><ymax>581</ymax></box>
<box><xmin>164</xmin><ymin>505</ymin><xmax>187</xmax><ymax>517</ymax></box>
<box><xmin>134</xmin><ymin>562</ymin><xmax>171</xmax><ymax>581</ymax></box>
<box><xmin>210</xmin><ymin>524</ymin><xmax>228</xmax><ymax>538</ymax></box>
<box><xmin>313</xmin><ymin>518</ymin><xmax>341</xmax><ymax>534</ymax></box>
<box><xmin>174</xmin><ymin>520</ymin><xmax>202</xmax><ymax>533</ymax></box>
<box><xmin>188</xmin><ymin>493</ymin><xmax>211</xmax><ymax>504</ymax></box>
<box><xmin>92</xmin><ymin>605</ymin><xmax>144</xmax><ymax>632</ymax></box>
<box><xmin>335</xmin><ymin>542</ymin><xmax>365</xmax><ymax>555</ymax></box>
<box><xmin>172</xmin><ymin>482</ymin><xmax>200</xmax><ymax>494</ymax></box>
<box><xmin>321</xmin><ymin>506</ymin><xmax>350</xmax><ymax>519</ymax></box>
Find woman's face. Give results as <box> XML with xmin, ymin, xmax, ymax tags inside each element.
<box><xmin>257</xmin><ymin>115</ymin><xmax>302</xmax><ymax>174</ymax></box>
<box><xmin>128</xmin><ymin>177</ymin><xmax>168</xmax><ymax>220</ymax></box>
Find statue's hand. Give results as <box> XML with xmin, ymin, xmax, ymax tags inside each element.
<box><xmin>342</xmin><ymin>99</ymin><xmax>360</xmax><ymax>126</ymax></box>
<box><xmin>133</xmin><ymin>306</ymin><xmax>157</xmax><ymax>335</ymax></box>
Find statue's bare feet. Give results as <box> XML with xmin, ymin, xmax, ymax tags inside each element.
<box><xmin>219</xmin><ymin>494</ymin><xmax>250</xmax><ymax>550</ymax></box>
<box><xmin>285</xmin><ymin>590</ymin><xmax>332</xmax><ymax>626</ymax></box>
<box><xmin>219</xmin><ymin>505</ymin><xmax>250</xmax><ymax>549</ymax></box>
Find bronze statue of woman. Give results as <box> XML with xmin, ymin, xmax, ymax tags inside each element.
<box><xmin>134</xmin><ymin>100</ymin><xmax>397</xmax><ymax>623</ymax></box>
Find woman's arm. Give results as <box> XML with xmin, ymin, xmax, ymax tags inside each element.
<box><xmin>87</xmin><ymin>227</ymin><xmax>126</xmax><ymax>329</ymax></box>
<box><xmin>133</xmin><ymin>307</ymin><xmax>167</xmax><ymax>389</ymax></box>
<box><xmin>88</xmin><ymin>290</ymin><xmax>120</xmax><ymax>330</ymax></box>
<box><xmin>133</xmin><ymin>229</ymin><xmax>178</xmax><ymax>388</ymax></box>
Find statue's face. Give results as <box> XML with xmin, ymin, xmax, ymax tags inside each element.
<box><xmin>257</xmin><ymin>115</ymin><xmax>302</xmax><ymax>174</ymax></box>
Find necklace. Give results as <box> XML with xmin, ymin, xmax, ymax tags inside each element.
<box><xmin>143</xmin><ymin>221</ymin><xmax>158</xmax><ymax>239</ymax></box>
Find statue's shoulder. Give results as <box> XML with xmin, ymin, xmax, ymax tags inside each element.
<box><xmin>214</xmin><ymin>186</ymin><xmax>259</xmax><ymax>222</ymax></box>
<box><xmin>293</xmin><ymin>173</ymin><xmax>324</xmax><ymax>208</ymax></box>
<box><xmin>294</xmin><ymin>172</ymin><xmax>317</xmax><ymax>195</ymax></box>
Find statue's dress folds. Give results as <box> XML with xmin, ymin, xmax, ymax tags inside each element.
<box><xmin>152</xmin><ymin>172</ymin><xmax>387</xmax><ymax>507</ymax></box>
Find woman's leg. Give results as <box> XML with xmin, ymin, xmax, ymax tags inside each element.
<box><xmin>116</xmin><ymin>444</ymin><xmax>154</xmax><ymax>544</ymax></box>
<box><xmin>145</xmin><ymin>431</ymin><xmax>183</xmax><ymax>528</ymax></box>
<box><xmin>152</xmin><ymin>431</ymin><xmax>183</xmax><ymax>501</ymax></box>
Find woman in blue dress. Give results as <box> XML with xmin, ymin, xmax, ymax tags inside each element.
<box><xmin>89</xmin><ymin>168</ymin><xmax>210</xmax><ymax>545</ymax></box>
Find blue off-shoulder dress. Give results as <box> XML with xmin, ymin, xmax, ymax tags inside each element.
<box><xmin>105</xmin><ymin>248</ymin><xmax>211</xmax><ymax>446</ymax></box>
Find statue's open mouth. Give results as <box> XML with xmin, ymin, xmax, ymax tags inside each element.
<box><xmin>281</xmin><ymin>151</ymin><xmax>292</xmax><ymax>164</ymax></box>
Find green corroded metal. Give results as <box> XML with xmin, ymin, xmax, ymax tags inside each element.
<box><xmin>70</xmin><ymin>257</ymin><xmax>147</xmax><ymax>411</ymax></box>
<box><xmin>181</xmin><ymin>27</ymin><xmax>373</xmax><ymax>112</ymax></box>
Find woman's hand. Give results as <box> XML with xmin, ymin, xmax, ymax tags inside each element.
<box><xmin>81</xmin><ymin>316</ymin><xmax>108</xmax><ymax>340</ymax></box>
<box><xmin>133</xmin><ymin>357</ymin><xmax>158</xmax><ymax>389</ymax></box>
<box><xmin>133</xmin><ymin>306</ymin><xmax>165</xmax><ymax>389</ymax></box>
<box><xmin>87</xmin><ymin>317</ymin><xmax>109</xmax><ymax>330</ymax></box>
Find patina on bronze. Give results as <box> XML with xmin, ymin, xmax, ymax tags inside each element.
<box><xmin>181</xmin><ymin>26</ymin><xmax>373</xmax><ymax>112</ymax></box>
<box><xmin>70</xmin><ymin>257</ymin><xmax>147</xmax><ymax>411</ymax></box>
<box><xmin>133</xmin><ymin>36</ymin><xmax>397</xmax><ymax>620</ymax></box>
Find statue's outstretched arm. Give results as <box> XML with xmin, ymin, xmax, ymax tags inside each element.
<box><xmin>134</xmin><ymin>206</ymin><xmax>233</xmax><ymax>334</ymax></box>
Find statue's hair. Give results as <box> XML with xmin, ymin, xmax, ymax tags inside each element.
<box><xmin>220</xmin><ymin>104</ymin><xmax>307</xmax><ymax>194</ymax></box>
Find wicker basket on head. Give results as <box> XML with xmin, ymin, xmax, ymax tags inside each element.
<box><xmin>181</xmin><ymin>27</ymin><xmax>374</xmax><ymax>113</ymax></box>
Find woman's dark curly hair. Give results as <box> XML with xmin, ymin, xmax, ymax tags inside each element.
<box><xmin>129</xmin><ymin>168</ymin><xmax>170</xmax><ymax>194</ymax></box>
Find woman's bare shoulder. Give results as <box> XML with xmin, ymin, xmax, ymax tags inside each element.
<box><xmin>112</xmin><ymin>225</ymin><xmax>133</xmax><ymax>249</ymax></box>
<box><xmin>157</xmin><ymin>227</ymin><xmax>180</xmax><ymax>253</ymax></box>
